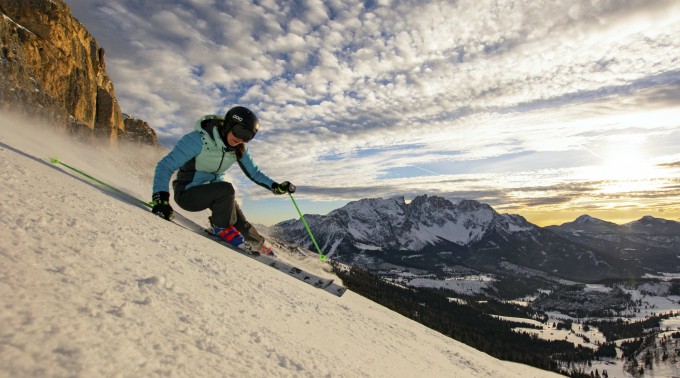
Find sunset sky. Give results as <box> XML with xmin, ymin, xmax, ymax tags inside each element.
<box><xmin>66</xmin><ymin>0</ymin><xmax>680</xmax><ymax>227</ymax></box>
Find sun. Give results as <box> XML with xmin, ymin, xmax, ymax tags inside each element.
<box><xmin>600</xmin><ymin>148</ymin><xmax>647</xmax><ymax>181</ymax></box>
<box><xmin>595</xmin><ymin>139</ymin><xmax>659</xmax><ymax>194</ymax></box>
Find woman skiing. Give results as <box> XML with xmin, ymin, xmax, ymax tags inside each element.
<box><xmin>150</xmin><ymin>106</ymin><xmax>295</xmax><ymax>255</ymax></box>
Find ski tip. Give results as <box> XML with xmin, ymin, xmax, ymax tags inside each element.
<box><xmin>48</xmin><ymin>157</ymin><xmax>60</xmax><ymax>164</ymax></box>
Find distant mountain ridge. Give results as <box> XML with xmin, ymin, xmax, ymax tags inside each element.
<box><xmin>547</xmin><ymin>215</ymin><xmax>680</xmax><ymax>274</ymax></box>
<box><xmin>270</xmin><ymin>195</ymin><xmax>673</xmax><ymax>282</ymax></box>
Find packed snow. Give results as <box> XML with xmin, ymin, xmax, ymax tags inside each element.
<box><xmin>0</xmin><ymin>112</ymin><xmax>560</xmax><ymax>377</ymax></box>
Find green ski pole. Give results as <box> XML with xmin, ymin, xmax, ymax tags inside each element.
<box><xmin>48</xmin><ymin>157</ymin><xmax>153</xmax><ymax>208</ymax></box>
<box><xmin>288</xmin><ymin>193</ymin><xmax>326</xmax><ymax>261</ymax></box>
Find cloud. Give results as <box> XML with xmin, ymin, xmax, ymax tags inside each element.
<box><xmin>69</xmin><ymin>0</ymin><xmax>680</xmax><ymax>140</ymax></box>
<box><xmin>659</xmin><ymin>161</ymin><xmax>680</xmax><ymax>168</ymax></box>
<box><xmin>64</xmin><ymin>0</ymin><xmax>680</xmax><ymax>225</ymax></box>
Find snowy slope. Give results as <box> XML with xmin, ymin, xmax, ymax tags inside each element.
<box><xmin>0</xmin><ymin>112</ymin><xmax>560</xmax><ymax>377</ymax></box>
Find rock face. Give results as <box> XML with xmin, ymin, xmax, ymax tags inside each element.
<box><xmin>123</xmin><ymin>114</ymin><xmax>158</xmax><ymax>145</ymax></box>
<box><xmin>0</xmin><ymin>0</ymin><xmax>156</xmax><ymax>146</ymax></box>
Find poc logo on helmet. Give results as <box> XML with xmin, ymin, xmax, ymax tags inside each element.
<box><xmin>232</xmin><ymin>115</ymin><xmax>243</xmax><ymax>122</ymax></box>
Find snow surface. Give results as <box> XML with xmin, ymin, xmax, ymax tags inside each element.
<box><xmin>0</xmin><ymin>112</ymin><xmax>559</xmax><ymax>377</ymax></box>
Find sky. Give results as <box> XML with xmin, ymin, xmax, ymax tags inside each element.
<box><xmin>64</xmin><ymin>0</ymin><xmax>680</xmax><ymax>227</ymax></box>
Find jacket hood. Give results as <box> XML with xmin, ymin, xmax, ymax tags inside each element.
<box><xmin>194</xmin><ymin>114</ymin><xmax>229</xmax><ymax>151</ymax></box>
<box><xmin>194</xmin><ymin>114</ymin><xmax>224</xmax><ymax>132</ymax></box>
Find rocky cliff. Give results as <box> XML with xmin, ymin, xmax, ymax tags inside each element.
<box><xmin>0</xmin><ymin>0</ymin><xmax>156</xmax><ymax>146</ymax></box>
<box><xmin>123</xmin><ymin>114</ymin><xmax>158</xmax><ymax>146</ymax></box>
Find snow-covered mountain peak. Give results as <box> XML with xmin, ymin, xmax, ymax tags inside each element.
<box><xmin>334</xmin><ymin>196</ymin><xmax>407</xmax><ymax>224</ymax></box>
<box><xmin>632</xmin><ymin>215</ymin><xmax>667</xmax><ymax>226</ymax></box>
<box><xmin>548</xmin><ymin>215</ymin><xmax>620</xmax><ymax>235</ymax></box>
<box><xmin>410</xmin><ymin>193</ymin><xmax>450</xmax><ymax>207</ymax></box>
<box><xmin>275</xmin><ymin>195</ymin><xmax>508</xmax><ymax>253</ymax></box>
<box><xmin>387</xmin><ymin>194</ymin><xmax>407</xmax><ymax>203</ymax></box>
<box><xmin>496</xmin><ymin>213</ymin><xmax>537</xmax><ymax>233</ymax></box>
<box><xmin>624</xmin><ymin>215</ymin><xmax>680</xmax><ymax>235</ymax></box>
<box><xmin>573</xmin><ymin>214</ymin><xmax>607</xmax><ymax>225</ymax></box>
<box><xmin>339</xmin><ymin>196</ymin><xmax>404</xmax><ymax>212</ymax></box>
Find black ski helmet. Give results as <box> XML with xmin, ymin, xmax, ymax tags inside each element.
<box><xmin>223</xmin><ymin>106</ymin><xmax>259</xmax><ymax>142</ymax></box>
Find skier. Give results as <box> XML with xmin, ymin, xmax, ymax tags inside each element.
<box><xmin>150</xmin><ymin>106</ymin><xmax>295</xmax><ymax>255</ymax></box>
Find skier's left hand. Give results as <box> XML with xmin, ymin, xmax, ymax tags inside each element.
<box><xmin>151</xmin><ymin>191</ymin><xmax>175</xmax><ymax>220</ymax></box>
<box><xmin>272</xmin><ymin>181</ymin><xmax>296</xmax><ymax>195</ymax></box>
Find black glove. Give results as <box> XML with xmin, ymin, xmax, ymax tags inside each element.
<box><xmin>272</xmin><ymin>181</ymin><xmax>296</xmax><ymax>195</ymax></box>
<box><xmin>151</xmin><ymin>191</ymin><xmax>174</xmax><ymax>220</ymax></box>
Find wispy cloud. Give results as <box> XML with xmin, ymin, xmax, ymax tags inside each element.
<box><xmin>66</xmin><ymin>0</ymin><xmax>680</xmax><ymax>225</ymax></box>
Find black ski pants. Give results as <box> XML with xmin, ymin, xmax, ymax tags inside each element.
<box><xmin>174</xmin><ymin>182</ymin><xmax>265</xmax><ymax>248</ymax></box>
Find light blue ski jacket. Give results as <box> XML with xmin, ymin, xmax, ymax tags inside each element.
<box><xmin>152</xmin><ymin>115</ymin><xmax>275</xmax><ymax>195</ymax></box>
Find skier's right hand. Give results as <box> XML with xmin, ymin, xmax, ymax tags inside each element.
<box><xmin>151</xmin><ymin>191</ymin><xmax>174</xmax><ymax>220</ymax></box>
<box><xmin>272</xmin><ymin>181</ymin><xmax>296</xmax><ymax>195</ymax></box>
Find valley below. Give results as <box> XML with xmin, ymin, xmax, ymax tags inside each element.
<box><xmin>381</xmin><ymin>266</ymin><xmax>680</xmax><ymax>377</ymax></box>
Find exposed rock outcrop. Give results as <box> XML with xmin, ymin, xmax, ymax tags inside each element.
<box><xmin>0</xmin><ymin>0</ymin><xmax>157</xmax><ymax>146</ymax></box>
<box><xmin>123</xmin><ymin>114</ymin><xmax>158</xmax><ymax>146</ymax></box>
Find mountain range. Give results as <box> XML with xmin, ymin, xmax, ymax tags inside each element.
<box><xmin>271</xmin><ymin>195</ymin><xmax>680</xmax><ymax>282</ymax></box>
<box><xmin>546</xmin><ymin>215</ymin><xmax>680</xmax><ymax>275</ymax></box>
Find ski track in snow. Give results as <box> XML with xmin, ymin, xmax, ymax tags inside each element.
<box><xmin>0</xmin><ymin>113</ymin><xmax>559</xmax><ymax>377</ymax></box>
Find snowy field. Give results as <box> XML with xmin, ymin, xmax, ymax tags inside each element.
<box><xmin>0</xmin><ymin>112</ymin><xmax>560</xmax><ymax>377</ymax></box>
<box><xmin>391</xmin><ymin>274</ymin><xmax>496</xmax><ymax>296</ymax></box>
<box><xmin>500</xmin><ymin>288</ymin><xmax>680</xmax><ymax>378</ymax></box>
<box><xmin>498</xmin><ymin>312</ymin><xmax>680</xmax><ymax>378</ymax></box>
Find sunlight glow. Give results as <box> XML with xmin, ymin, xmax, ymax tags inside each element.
<box><xmin>595</xmin><ymin>137</ymin><xmax>661</xmax><ymax>194</ymax></box>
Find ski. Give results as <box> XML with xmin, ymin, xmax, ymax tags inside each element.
<box><xmin>173</xmin><ymin>214</ymin><xmax>347</xmax><ymax>297</ymax></box>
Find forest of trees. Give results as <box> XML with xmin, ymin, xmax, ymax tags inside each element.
<box><xmin>586</xmin><ymin>313</ymin><xmax>678</xmax><ymax>341</ymax></box>
<box><xmin>333</xmin><ymin>265</ymin><xmax>596</xmax><ymax>376</ymax></box>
